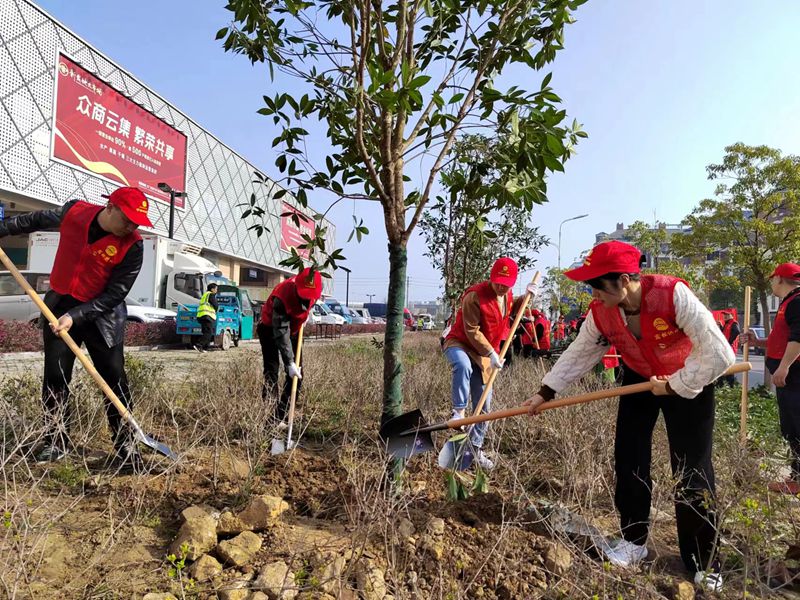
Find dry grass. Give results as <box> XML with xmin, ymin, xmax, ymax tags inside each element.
<box><xmin>0</xmin><ymin>332</ymin><xmax>798</xmax><ymax>599</ymax></box>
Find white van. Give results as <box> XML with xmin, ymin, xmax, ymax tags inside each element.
<box><xmin>0</xmin><ymin>271</ymin><xmax>51</xmax><ymax>323</ymax></box>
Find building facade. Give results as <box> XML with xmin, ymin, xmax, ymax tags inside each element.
<box><xmin>0</xmin><ymin>0</ymin><xmax>333</xmax><ymax>301</ymax></box>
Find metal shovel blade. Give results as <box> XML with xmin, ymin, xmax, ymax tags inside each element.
<box><xmin>134</xmin><ymin>428</ymin><xmax>178</xmax><ymax>461</ymax></box>
<box><xmin>270</xmin><ymin>437</ymin><xmax>296</xmax><ymax>456</ymax></box>
<box><xmin>437</xmin><ymin>432</ymin><xmax>475</xmax><ymax>471</ymax></box>
<box><xmin>379</xmin><ymin>410</ymin><xmax>435</xmax><ymax>460</ymax></box>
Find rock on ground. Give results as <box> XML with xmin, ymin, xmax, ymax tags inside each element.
<box><xmin>216</xmin><ymin>531</ymin><xmax>262</xmax><ymax>567</ymax></box>
<box><xmin>237</xmin><ymin>495</ymin><xmax>290</xmax><ymax>532</ymax></box>
<box><xmin>674</xmin><ymin>581</ymin><xmax>695</xmax><ymax>600</ymax></box>
<box><xmin>169</xmin><ymin>514</ymin><xmax>218</xmax><ymax>561</ymax></box>
<box><xmin>218</xmin><ymin>510</ymin><xmax>250</xmax><ymax>535</ymax></box>
<box><xmin>187</xmin><ymin>553</ymin><xmax>223</xmax><ymax>581</ymax></box>
<box><xmin>310</xmin><ymin>550</ymin><xmax>346</xmax><ymax>595</ymax></box>
<box><xmin>142</xmin><ymin>594</ymin><xmax>178</xmax><ymax>600</ymax></box>
<box><xmin>355</xmin><ymin>558</ymin><xmax>387</xmax><ymax>600</ymax></box>
<box><xmin>544</xmin><ymin>542</ymin><xmax>572</xmax><ymax>577</ymax></box>
<box><xmin>254</xmin><ymin>560</ymin><xmax>297</xmax><ymax>599</ymax></box>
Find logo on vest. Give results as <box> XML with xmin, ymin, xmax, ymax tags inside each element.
<box><xmin>105</xmin><ymin>245</ymin><xmax>118</xmax><ymax>257</ymax></box>
<box><xmin>653</xmin><ymin>318</ymin><xmax>669</xmax><ymax>331</ymax></box>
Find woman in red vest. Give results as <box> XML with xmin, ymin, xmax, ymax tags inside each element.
<box><xmin>553</xmin><ymin>315</ymin><xmax>566</xmax><ymax>342</ymax></box>
<box><xmin>0</xmin><ymin>187</ymin><xmax>151</xmax><ymax>470</ymax></box>
<box><xmin>520</xmin><ymin>308</ymin><xmax>551</xmax><ymax>357</ymax></box>
<box><xmin>258</xmin><ymin>267</ymin><xmax>322</xmax><ymax>426</ymax></box>
<box><xmin>442</xmin><ymin>257</ymin><xmax>532</xmax><ymax>470</ymax></box>
<box><xmin>525</xmin><ymin>241</ymin><xmax>734</xmax><ymax>591</ymax></box>
<box><xmin>743</xmin><ymin>263</ymin><xmax>800</xmax><ymax>494</ymax></box>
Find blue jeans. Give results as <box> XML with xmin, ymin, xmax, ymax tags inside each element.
<box><xmin>444</xmin><ymin>346</ymin><xmax>492</xmax><ymax>448</ymax></box>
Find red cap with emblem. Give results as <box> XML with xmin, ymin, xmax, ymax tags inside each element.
<box><xmin>490</xmin><ymin>257</ymin><xmax>518</xmax><ymax>287</ymax></box>
<box><xmin>102</xmin><ymin>187</ymin><xmax>153</xmax><ymax>228</ymax></box>
<box><xmin>770</xmin><ymin>263</ymin><xmax>800</xmax><ymax>280</ymax></box>
<box><xmin>295</xmin><ymin>267</ymin><xmax>323</xmax><ymax>301</ymax></box>
<box><xmin>564</xmin><ymin>240</ymin><xmax>642</xmax><ymax>282</ymax></box>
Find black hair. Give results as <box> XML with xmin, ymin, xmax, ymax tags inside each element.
<box><xmin>207</xmin><ymin>283</ymin><xmax>218</xmax><ymax>291</ymax></box>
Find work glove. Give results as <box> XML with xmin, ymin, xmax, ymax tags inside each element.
<box><xmin>287</xmin><ymin>362</ymin><xmax>302</xmax><ymax>380</ymax></box>
<box><xmin>489</xmin><ymin>351</ymin><xmax>504</xmax><ymax>370</ymax></box>
<box><xmin>526</xmin><ymin>282</ymin><xmax>539</xmax><ymax>296</ymax></box>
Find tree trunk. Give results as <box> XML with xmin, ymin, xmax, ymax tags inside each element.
<box><xmin>381</xmin><ymin>241</ymin><xmax>408</xmax><ymax>427</ymax></box>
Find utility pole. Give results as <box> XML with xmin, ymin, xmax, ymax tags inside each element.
<box><xmin>367</xmin><ymin>293</ymin><xmax>376</xmax><ymax>303</ymax></box>
<box><xmin>341</xmin><ymin>266</ymin><xmax>351</xmax><ymax>306</ymax></box>
<box><xmin>405</xmin><ymin>276</ymin><xmax>410</xmax><ymax>307</ymax></box>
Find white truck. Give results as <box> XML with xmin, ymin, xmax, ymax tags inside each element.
<box><xmin>28</xmin><ymin>232</ymin><xmax>232</xmax><ymax>311</ymax></box>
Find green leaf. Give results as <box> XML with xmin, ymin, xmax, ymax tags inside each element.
<box><xmin>215</xmin><ymin>27</ymin><xmax>228</xmax><ymax>41</ymax></box>
<box><xmin>409</xmin><ymin>75</ymin><xmax>431</xmax><ymax>89</ymax></box>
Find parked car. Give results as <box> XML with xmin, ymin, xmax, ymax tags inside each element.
<box><xmin>415</xmin><ymin>313</ymin><xmax>435</xmax><ymax>331</ymax></box>
<box><xmin>124</xmin><ymin>298</ymin><xmax>176</xmax><ymax>323</ymax></box>
<box><xmin>324</xmin><ymin>298</ymin><xmax>353</xmax><ymax>324</ymax></box>
<box><xmin>0</xmin><ymin>270</ymin><xmax>50</xmax><ymax>323</ymax></box>
<box><xmin>352</xmin><ymin>307</ymin><xmax>373</xmax><ymax>322</ymax></box>
<box><xmin>309</xmin><ymin>301</ymin><xmax>345</xmax><ymax>325</ymax></box>
<box><xmin>748</xmin><ymin>326</ymin><xmax>766</xmax><ymax>355</ymax></box>
<box><xmin>345</xmin><ymin>306</ymin><xmax>369</xmax><ymax>324</ymax></box>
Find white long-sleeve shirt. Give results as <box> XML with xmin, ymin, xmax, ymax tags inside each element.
<box><xmin>542</xmin><ymin>282</ymin><xmax>735</xmax><ymax>398</ymax></box>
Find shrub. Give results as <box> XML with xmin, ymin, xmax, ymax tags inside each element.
<box><xmin>0</xmin><ymin>320</ymin><xmax>41</xmax><ymax>352</ymax></box>
<box><xmin>124</xmin><ymin>320</ymin><xmax>179</xmax><ymax>347</ymax></box>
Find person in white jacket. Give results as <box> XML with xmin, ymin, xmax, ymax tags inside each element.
<box><xmin>525</xmin><ymin>241</ymin><xmax>734</xmax><ymax>592</ymax></box>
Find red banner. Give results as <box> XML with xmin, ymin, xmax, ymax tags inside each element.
<box><xmin>51</xmin><ymin>53</ymin><xmax>187</xmax><ymax>208</ymax></box>
<box><xmin>280</xmin><ymin>202</ymin><xmax>315</xmax><ymax>258</ymax></box>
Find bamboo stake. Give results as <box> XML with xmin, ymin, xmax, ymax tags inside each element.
<box><xmin>740</xmin><ymin>286</ymin><xmax>751</xmax><ymax>446</ymax></box>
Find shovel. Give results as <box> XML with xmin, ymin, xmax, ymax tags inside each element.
<box><xmin>438</xmin><ymin>272</ymin><xmax>541</xmax><ymax>470</ymax></box>
<box><xmin>382</xmin><ymin>362</ymin><xmax>753</xmax><ymax>461</ymax></box>
<box><xmin>0</xmin><ymin>247</ymin><xmax>177</xmax><ymax>461</ymax></box>
<box><xmin>271</xmin><ymin>324</ymin><xmax>305</xmax><ymax>455</ymax></box>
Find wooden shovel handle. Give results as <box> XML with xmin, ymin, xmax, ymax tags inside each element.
<box><xmin>286</xmin><ymin>323</ymin><xmax>305</xmax><ymax>441</ymax></box>
<box><xmin>445</xmin><ymin>361</ymin><xmax>752</xmax><ymax>429</ymax></box>
<box><xmin>470</xmin><ymin>271</ymin><xmax>541</xmax><ymax>418</ymax></box>
<box><xmin>0</xmin><ymin>246</ymin><xmax>143</xmax><ymax>435</ymax></box>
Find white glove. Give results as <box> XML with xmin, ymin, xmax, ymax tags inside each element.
<box><xmin>489</xmin><ymin>351</ymin><xmax>505</xmax><ymax>370</ymax></box>
<box><xmin>526</xmin><ymin>282</ymin><xmax>539</xmax><ymax>296</ymax></box>
<box><xmin>287</xmin><ymin>362</ymin><xmax>302</xmax><ymax>380</ymax></box>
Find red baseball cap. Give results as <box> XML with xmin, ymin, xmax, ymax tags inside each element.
<box><xmin>295</xmin><ymin>267</ymin><xmax>323</xmax><ymax>301</ymax></box>
<box><xmin>770</xmin><ymin>263</ymin><xmax>800</xmax><ymax>280</ymax></box>
<box><xmin>565</xmin><ymin>240</ymin><xmax>642</xmax><ymax>282</ymax></box>
<box><xmin>490</xmin><ymin>257</ymin><xmax>518</xmax><ymax>287</ymax></box>
<box><xmin>102</xmin><ymin>187</ymin><xmax>153</xmax><ymax>227</ymax></box>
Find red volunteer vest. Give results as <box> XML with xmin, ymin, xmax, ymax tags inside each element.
<box><xmin>446</xmin><ymin>281</ymin><xmax>513</xmax><ymax>354</ymax></box>
<box><xmin>554</xmin><ymin>322</ymin><xmax>565</xmax><ymax>340</ymax></box>
<box><xmin>722</xmin><ymin>320</ymin><xmax>739</xmax><ymax>354</ymax></box>
<box><xmin>261</xmin><ymin>276</ymin><xmax>313</xmax><ymax>335</ymax></box>
<box><xmin>767</xmin><ymin>290</ymin><xmax>800</xmax><ymax>362</ymax></box>
<box><xmin>602</xmin><ymin>346</ymin><xmax>620</xmax><ymax>369</ymax></box>
<box><xmin>50</xmin><ymin>201</ymin><xmax>141</xmax><ymax>302</ymax></box>
<box><xmin>522</xmin><ymin>316</ymin><xmax>551</xmax><ymax>349</ymax></box>
<box><xmin>590</xmin><ymin>275</ymin><xmax>692</xmax><ymax>378</ymax></box>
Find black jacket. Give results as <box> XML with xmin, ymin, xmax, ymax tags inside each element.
<box><xmin>0</xmin><ymin>201</ymin><xmax>144</xmax><ymax>347</ymax></box>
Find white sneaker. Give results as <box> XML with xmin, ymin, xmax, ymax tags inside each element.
<box><xmin>694</xmin><ymin>570</ymin><xmax>723</xmax><ymax>592</ymax></box>
<box><xmin>476</xmin><ymin>450</ymin><xmax>495</xmax><ymax>471</ymax></box>
<box><xmin>605</xmin><ymin>539</ymin><xmax>648</xmax><ymax>568</ymax></box>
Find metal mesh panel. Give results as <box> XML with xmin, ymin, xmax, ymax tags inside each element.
<box><xmin>0</xmin><ymin>0</ymin><xmax>335</xmax><ymax>277</ymax></box>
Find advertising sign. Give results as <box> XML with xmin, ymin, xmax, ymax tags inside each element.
<box><xmin>51</xmin><ymin>53</ymin><xmax>188</xmax><ymax>207</ymax></box>
<box><xmin>280</xmin><ymin>202</ymin><xmax>315</xmax><ymax>259</ymax></box>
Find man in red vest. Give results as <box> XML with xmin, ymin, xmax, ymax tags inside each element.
<box><xmin>718</xmin><ymin>311</ymin><xmax>740</xmax><ymax>387</ymax></box>
<box><xmin>442</xmin><ymin>257</ymin><xmax>532</xmax><ymax>470</ymax></box>
<box><xmin>524</xmin><ymin>241</ymin><xmax>734</xmax><ymax>591</ymax></box>
<box><xmin>743</xmin><ymin>263</ymin><xmax>800</xmax><ymax>494</ymax></box>
<box><xmin>520</xmin><ymin>308</ymin><xmax>551</xmax><ymax>357</ymax></box>
<box><xmin>258</xmin><ymin>267</ymin><xmax>322</xmax><ymax>426</ymax></box>
<box><xmin>0</xmin><ymin>187</ymin><xmax>151</xmax><ymax>468</ymax></box>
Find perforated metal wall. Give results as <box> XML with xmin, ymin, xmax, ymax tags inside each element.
<box><xmin>0</xmin><ymin>0</ymin><xmax>334</xmax><ymax>273</ymax></box>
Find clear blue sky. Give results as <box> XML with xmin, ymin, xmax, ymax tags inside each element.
<box><xmin>36</xmin><ymin>0</ymin><xmax>800</xmax><ymax>303</ymax></box>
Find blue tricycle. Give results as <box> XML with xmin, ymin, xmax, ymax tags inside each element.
<box><xmin>176</xmin><ymin>292</ymin><xmax>242</xmax><ymax>350</ymax></box>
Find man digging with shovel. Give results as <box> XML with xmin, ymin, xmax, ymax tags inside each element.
<box><xmin>258</xmin><ymin>267</ymin><xmax>322</xmax><ymax>429</ymax></box>
<box><xmin>442</xmin><ymin>257</ymin><xmax>535</xmax><ymax>470</ymax></box>
<box><xmin>524</xmin><ymin>240</ymin><xmax>734</xmax><ymax>592</ymax></box>
<box><xmin>0</xmin><ymin>187</ymin><xmax>151</xmax><ymax>471</ymax></box>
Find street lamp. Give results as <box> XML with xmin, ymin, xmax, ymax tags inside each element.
<box><xmin>157</xmin><ymin>182</ymin><xmax>187</xmax><ymax>239</ymax></box>
<box><xmin>557</xmin><ymin>213</ymin><xmax>589</xmax><ymax>271</ymax></box>
<box><xmin>556</xmin><ymin>213</ymin><xmax>588</xmax><ymax>319</ymax></box>
<box><xmin>340</xmin><ymin>266</ymin><xmax>351</xmax><ymax>306</ymax></box>
<box><xmin>366</xmin><ymin>293</ymin><xmax>376</xmax><ymax>303</ymax></box>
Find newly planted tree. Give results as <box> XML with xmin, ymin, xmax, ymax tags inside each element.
<box><xmin>420</xmin><ymin>135</ymin><xmax>548</xmax><ymax>308</ymax></box>
<box><xmin>220</xmin><ymin>0</ymin><xmax>587</xmax><ymax>428</ymax></box>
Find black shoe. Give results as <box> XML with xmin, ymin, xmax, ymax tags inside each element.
<box><xmin>35</xmin><ymin>443</ymin><xmax>68</xmax><ymax>463</ymax></box>
<box><xmin>193</xmin><ymin>344</ymin><xmax>208</xmax><ymax>353</ymax></box>
<box><xmin>108</xmin><ymin>444</ymin><xmax>145</xmax><ymax>474</ymax></box>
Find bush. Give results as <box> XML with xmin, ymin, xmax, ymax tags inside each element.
<box><xmin>715</xmin><ymin>383</ymin><xmax>783</xmax><ymax>449</ymax></box>
<box><xmin>0</xmin><ymin>319</ymin><xmax>179</xmax><ymax>353</ymax></box>
<box><xmin>0</xmin><ymin>320</ymin><xmax>41</xmax><ymax>352</ymax></box>
<box><xmin>124</xmin><ymin>320</ymin><xmax>179</xmax><ymax>347</ymax></box>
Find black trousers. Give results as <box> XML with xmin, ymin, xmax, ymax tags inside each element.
<box><xmin>776</xmin><ymin>367</ymin><xmax>800</xmax><ymax>480</ymax></box>
<box><xmin>257</xmin><ymin>322</ymin><xmax>302</xmax><ymax>422</ymax></box>
<box><xmin>614</xmin><ymin>367</ymin><xmax>717</xmax><ymax>574</ymax></box>
<box><xmin>42</xmin><ymin>316</ymin><xmax>132</xmax><ymax>451</ymax></box>
<box><xmin>198</xmin><ymin>316</ymin><xmax>215</xmax><ymax>349</ymax></box>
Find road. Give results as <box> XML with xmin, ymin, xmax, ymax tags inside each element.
<box><xmin>735</xmin><ymin>353</ymin><xmax>766</xmax><ymax>389</ymax></box>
